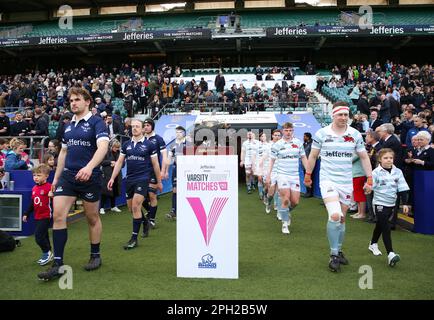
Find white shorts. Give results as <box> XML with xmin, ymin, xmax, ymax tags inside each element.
<box><xmin>266</xmin><ymin>171</ymin><xmax>278</xmax><ymax>186</ymax></box>
<box><xmin>277</xmin><ymin>175</ymin><xmax>301</xmax><ymax>192</ymax></box>
<box><xmin>320</xmin><ymin>180</ymin><xmax>353</xmax><ymax>206</ymax></box>
<box><xmin>244</xmin><ymin>162</ymin><xmax>253</xmax><ymax>174</ymax></box>
<box><xmin>255</xmin><ymin>164</ymin><xmax>263</xmax><ymax>177</ymax></box>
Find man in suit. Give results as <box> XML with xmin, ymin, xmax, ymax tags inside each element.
<box><xmin>369</xmin><ymin>109</ymin><xmax>383</xmax><ymax>131</ymax></box>
<box><xmin>105</xmin><ymin>114</ymin><xmax>121</xmax><ymax>139</ymax></box>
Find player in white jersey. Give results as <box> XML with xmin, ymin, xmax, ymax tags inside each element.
<box><xmin>252</xmin><ymin>132</ymin><xmax>270</xmax><ymax>201</ymax></box>
<box><xmin>240</xmin><ymin>131</ymin><xmax>259</xmax><ymax>194</ymax></box>
<box><xmin>267</xmin><ymin>122</ymin><xmax>308</xmax><ymax>235</ymax></box>
<box><xmin>305</xmin><ymin>101</ymin><xmax>373</xmax><ymax>272</ymax></box>
<box><xmin>264</xmin><ymin>129</ymin><xmax>282</xmax><ymax>216</ymax></box>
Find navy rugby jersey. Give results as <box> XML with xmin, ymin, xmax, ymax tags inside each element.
<box><xmin>61</xmin><ymin>112</ymin><xmax>109</xmax><ymax>174</ymax></box>
<box><xmin>145</xmin><ymin>133</ymin><xmax>166</xmax><ymax>166</ymax></box>
<box><xmin>121</xmin><ymin>137</ymin><xmax>157</xmax><ymax>182</ymax></box>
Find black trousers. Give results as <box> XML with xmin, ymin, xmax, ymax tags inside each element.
<box><xmin>101</xmin><ymin>195</ymin><xmax>116</xmax><ymax>209</ymax></box>
<box><xmin>35</xmin><ymin>218</ymin><xmax>51</xmax><ymax>253</ymax></box>
<box><xmin>371</xmin><ymin>205</ymin><xmax>394</xmax><ymax>254</ymax></box>
<box><xmin>139</xmin><ymin>96</ymin><xmax>148</xmax><ymax>114</ymax></box>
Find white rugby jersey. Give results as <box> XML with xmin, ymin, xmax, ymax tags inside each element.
<box><xmin>270</xmin><ymin>137</ymin><xmax>305</xmax><ymax>179</ymax></box>
<box><xmin>312</xmin><ymin>124</ymin><xmax>365</xmax><ymax>185</ymax></box>
<box><xmin>372</xmin><ymin>165</ymin><xmax>409</xmax><ymax>207</ymax></box>
<box><xmin>255</xmin><ymin>141</ymin><xmax>269</xmax><ymax>166</ymax></box>
<box><xmin>242</xmin><ymin>139</ymin><xmax>259</xmax><ymax>165</ymax></box>
<box><xmin>260</xmin><ymin>142</ymin><xmax>272</xmax><ymax>174</ymax></box>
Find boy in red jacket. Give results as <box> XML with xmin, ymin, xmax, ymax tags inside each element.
<box><xmin>23</xmin><ymin>164</ymin><xmax>53</xmax><ymax>265</ymax></box>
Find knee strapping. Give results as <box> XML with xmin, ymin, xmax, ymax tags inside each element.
<box><xmin>325</xmin><ymin>201</ymin><xmax>343</xmax><ymax>222</ymax></box>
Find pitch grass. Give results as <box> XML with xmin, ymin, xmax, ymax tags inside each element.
<box><xmin>1</xmin><ymin>188</ymin><xmax>434</xmax><ymax>300</ymax></box>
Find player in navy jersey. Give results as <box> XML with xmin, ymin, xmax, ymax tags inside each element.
<box><xmin>142</xmin><ymin>118</ymin><xmax>167</xmax><ymax>230</ymax></box>
<box><xmin>166</xmin><ymin>126</ymin><xmax>190</xmax><ymax>220</ymax></box>
<box><xmin>108</xmin><ymin>119</ymin><xmax>162</xmax><ymax>250</ymax></box>
<box><xmin>38</xmin><ymin>87</ymin><xmax>109</xmax><ymax>281</ymax></box>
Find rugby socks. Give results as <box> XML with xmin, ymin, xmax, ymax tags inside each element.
<box><xmin>338</xmin><ymin>223</ymin><xmax>345</xmax><ymax>252</ymax></box>
<box><xmin>142</xmin><ymin>199</ymin><xmax>150</xmax><ymax>213</ymax></box>
<box><xmin>171</xmin><ymin>193</ymin><xmax>177</xmax><ymax>213</ymax></box>
<box><xmin>53</xmin><ymin>228</ymin><xmax>67</xmax><ymax>266</ymax></box>
<box><xmin>258</xmin><ymin>182</ymin><xmax>264</xmax><ymax>199</ymax></box>
<box><xmin>132</xmin><ymin>218</ymin><xmax>142</xmax><ymax>240</ymax></box>
<box><xmin>90</xmin><ymin>243</ymin><xmax>100</xmax><ymax>258</ymax></box>
<box><xmin>148</xmin><ymin>205</ymin><xmax>158</xmax><ymax>222</ymax></box>
<box><xmin>267</xmin><ymin>195</ymin><xmax>274</xmax><ymax>205</ymax></box>
<box><xmin>275</xmin><ymin>194</ymin><xmax>282</xmax><ymax>210</ymax></box>
<box><xmin>327</xmin><ymin>220</ymin><xmax>340</xmax><ymax>256</ymax></box>
<box><xmin>279</xmin><ymin>207</ymin><xmax>290</xmax><ymax>222</ymax></box>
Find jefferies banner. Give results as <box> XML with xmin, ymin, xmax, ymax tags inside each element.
<box><xmin>266</xmin><ymin>24</ymin><xmax>434</xmax><ymax>37</ymax></box>
<box><xmin>176</xmin><ymin>155</ymin><xmax>238</xmax><ymax>279</ymax></box>
<box><xmin>0</xmin><ymin>28</ymin><xmax>211</xmax><ymax>47</ymax></box>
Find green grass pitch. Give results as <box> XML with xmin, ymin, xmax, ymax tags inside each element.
<box><xmin>1</xmin><ymin>188</ymin><xmax>434</xmax><ymax>300</ymax></box>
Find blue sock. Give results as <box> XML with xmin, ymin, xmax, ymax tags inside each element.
<box><xmin>327</xmin><ymin>220</ymin><xmax>340</xmax><ymax>256</ymax></box>
<box><xmin>258</xmin><ymin>183</ymin><xmax>263</xmax><ymax>198</ymax></box>
<box><xmin>148</xmin><ymin>205</ymin><xmax>158</xmax><ymax>221</ymax></box>
<box><xmin>276</xmin><ymin>195</ymin><xmax>282</xmax><ymax>210</ymax></box>
<box><xmin>53</xmin><ymin>228</ymin><xmax>67</xmax><ymax>266</ymax></box>
<box><xmin>338</xmin><ymin>223</ymin><xmax>345</xmax><ymax>252</ymax></box>
<box><xmin>279</xmin><ymin>207</ymin><xmax>289</xmax><ymax>222</ymax></box>
<box><xmin>132</xmin><ymin>218</ymin><xmax>142</xmax><ymax>240</ymax></box>
<box><xmin>90</xmin><ymin>243</ymin><xmax>100</xmax><ymax>258</ymax></box>
<box><xmin>171</xmin><ymin>193</ymin><xmax>177</xmax><ymax>213</ymax></box>
<box><xmin>274</xmin><ymin>193</ymin><xmax>278</xmax><ymax>207</ymax></box>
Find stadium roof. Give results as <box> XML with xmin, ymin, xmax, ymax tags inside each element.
<box><xmin>0</xmin><ymin>0</ymin><xmax>191</xmax><ymax>13</ymax></box>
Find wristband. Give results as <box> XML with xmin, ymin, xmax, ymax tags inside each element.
<box><xmin>305</xmin><ymin>172</ymin><xmax>312</xmax><ymax>176</ymax></box>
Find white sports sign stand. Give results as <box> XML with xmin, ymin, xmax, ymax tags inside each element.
<box><xmin>177</xmin><ymin>154</ymin><xmax>238</xmax><ymax>279</ymax></box>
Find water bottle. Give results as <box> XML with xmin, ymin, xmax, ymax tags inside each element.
<box><xmin>9</xmin><ymin>181</ymin><xmax>14</xmax><ymax>191</ymax></box>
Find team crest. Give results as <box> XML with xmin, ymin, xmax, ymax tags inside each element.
<box><xmin>342</xmin><ymin>135</ymin><xmax>355</xmax><ymax>143</ymax></box>
<box><xmin>291</xmin><ymin>144</ymin><xmax>299</xmax><ymax>148</ymax></box>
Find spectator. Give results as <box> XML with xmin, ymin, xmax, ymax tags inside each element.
<box><xmin>396</xmin><ymin>108</ymin><xmax>414</xmax><ymax>145</ymax></box>
<box><xmin>100</xmin><ymin>139</ymin><xmax>122</xmax><ymax>214</ymax></box>
<box><xmin>365</xmin><ymin>130</ymin><xmax>382</xmax><ymax>223</ymax></box>
<box><xmin>305</xmin><ymin>61</ymin><xmax>316</xmax><ymax>75</ymax></box>
<box><xmin>43</xmin><ymin>153</ymin><xmax>56</xmax><ymax>171</ymax></box>
<box><xmin>0</xmin><ymin>137</ymin><xmax>8</xmax><ymax>167</ymax></box>
<box><xmin>0</xmin><ymin>109</ymin><xmax>11</xmax><ymax>136</ymax></box>
<box><xmin>350</xmin><ymin>154</ymin><xmax>367</xmax><ymax>220</ymax></box>
<box><xmin>405</xmin><ymin>115</ymin><xmax>429</xmax><ymax>147</ymax></box>
<box><xmin>369</xmin><ymin>110</ymin><xmax>383</xmax><ymax>131</ymax></box>
<box><xmin>214</xmin><ymin>71</ymin><xmax>226</xmax><ymax>93</ymax></box>
<box><xmin>376</xmin><ymin>123</ymin><xmax>403</xmax><ymax>169</ymax></box>
<box><xmin>11</xmin><ymin>112</ymin><xmax>30</xmax><ymax>136</ymax></box>
<box><xmin>411</xmin><ymin>131</ymin><xmax>434</xmax><ymax>170</ymax></box>
<box><xmin>5</xmin><ymin>138</ymin><xmax>28</xmax><ymax>171</ymax></box>
<box><xmin>104</xmin><ymin>114</ymin><xmax>121</xmax><ymax>139</ymax></box>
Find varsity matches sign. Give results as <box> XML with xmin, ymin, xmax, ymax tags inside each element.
<box><xmin>177</xmin><ymin>155</ymin><xmax>238</xmax><ymax>279</ymax></box>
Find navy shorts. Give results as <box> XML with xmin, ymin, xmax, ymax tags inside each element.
<box><xmin>126</xmin><ymin>179</ymin><xmax>149</xmax><ymax>200</ymax></box>
<box><xmin>54</xmin><ymin>171</ymin><xmax>102</xmax><ymax>202</ymax></box>
<box><xmin>148</xmin><ymin>174</ymin><xmax>158</xmax><ymax>194</ymax></box>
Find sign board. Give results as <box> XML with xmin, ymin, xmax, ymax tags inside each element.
<box><xmin>177</xmin><ymin>155</ymin><xmax>238</xmax><ymax>279</ymax></box>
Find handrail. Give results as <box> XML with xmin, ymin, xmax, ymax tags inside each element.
<box><xmin>152</xmin><ymin>102</ymin><xmax>172</xmax><ymax>120</ymax></box>
<box><xmin>153</xmin><ymin>101</ymin><xmax>328</xmax><ymax>114</ymax></box>
<box><xmin>1</xmin><ymin>135</ymin><xmax>49</xmax><ymax>161</ymax></box>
